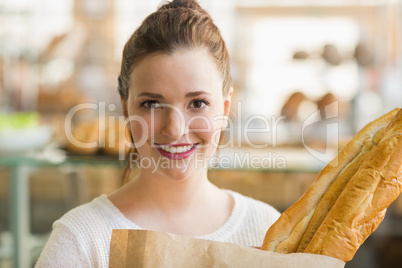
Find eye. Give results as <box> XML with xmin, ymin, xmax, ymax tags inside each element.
<box><xmin>189</xmin><ymin>99</ymin><xmax>210</xmax><ymax>109</ymax></box>
<box><xmin>141</xmin><ymin>100</ymin><xmax>162</xmax><ymax>109</ymax></box>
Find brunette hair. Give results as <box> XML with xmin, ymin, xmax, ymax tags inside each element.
<box><xmin>118</xmin><ymin>0</ymin><xmax>232</xmax><ymax>101</ymax></box>
<box><xmin>118</xmin><ymin>0</ymin><xmax>232</xmax><ymax>184</ymax></box>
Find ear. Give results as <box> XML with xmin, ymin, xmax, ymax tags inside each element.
<box><xmin>121</xmin><ymin>97</ymin><xmax>129</xmax><ymax>119</ymax></box>
<box><xmin>223</xmin><ymin>87</ymin><xmax>234</xmax><ymax>116</ymax></box>
<box><xmin>222</xmin><ymin>87</ymin><xmax>233</xmax><ymax>130</ymax></box>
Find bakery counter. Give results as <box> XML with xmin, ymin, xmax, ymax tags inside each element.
<box><xmin>213</xmin><ymin>145</ymin><xmax>333</xmax><ymax>172</ymax></box>
<box><xmin>0</xmin><ymin>153</ymin><xmax>123</xmax><ymax>268</ymax></box>
<box><xmin>209</xmin><ymin>145</ymin><xmax>332</xmax><ymax>211</ymax></box>
<box><xmin>209</xmin><ymin>169</ymin><xmax>318</xmax><ymax>212</ymax></box>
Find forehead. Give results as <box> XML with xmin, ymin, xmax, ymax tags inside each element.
<box><xmin>129</xmin><ymin>48</ymin><xmax>223</xmax><ymax>96</ymax></box>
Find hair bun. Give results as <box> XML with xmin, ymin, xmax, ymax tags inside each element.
<box><xmin>159</xmin><ymin>0</ymin><xmax>206</xmax><ymax>14</ymax></box>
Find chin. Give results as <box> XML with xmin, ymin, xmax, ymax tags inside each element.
<box><xmin>142</xmin><ymin>149</ymin><xmax>209</xmax><ymax>181</ymax></box>
<box><xmin>160</xmin><ymin>158</ymin><xmax>202</xmax><ymax>181</ymax></box>
<box><xmin>159</xmin><ymin>168</ymin><xmax>195</xmax><ymax>182</ymax></box>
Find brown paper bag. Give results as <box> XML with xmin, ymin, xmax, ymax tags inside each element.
<box><xmin>109</xmin><ymin>229</ymin><xmax>345</xmax><ymax>268</ymax></box>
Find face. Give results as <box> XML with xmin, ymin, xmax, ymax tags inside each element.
<box><xmin>123</xmin><ymin>48</ymin><xmax>232</xmax><ymax>180</ymax></box>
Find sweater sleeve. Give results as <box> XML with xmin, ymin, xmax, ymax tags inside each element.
<box><xmin>34</xmin><ymin>222</ymin><xmax>91</xmax><ymax>268</ymax></box>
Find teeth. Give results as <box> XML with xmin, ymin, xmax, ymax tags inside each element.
<box><xmin>159</xmin><ymin>145</ymin><xmax>194</xmax><ymax>153</ymax></box>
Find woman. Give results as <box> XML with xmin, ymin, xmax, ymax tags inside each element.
<box><xmin>36</xmin><ymin>1</ymin><xmax>280</xmax><ymax>267</ymax></box>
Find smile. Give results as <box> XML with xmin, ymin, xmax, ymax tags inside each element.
<box><xmin>155</xmin><ymin>143</ymin><xmax>198</xmax><ymax>160</ymax></box>
<box><xmin>159</xmin><ymin>144</ymin><xmax>195</xmax><ymax>153</ymax></box>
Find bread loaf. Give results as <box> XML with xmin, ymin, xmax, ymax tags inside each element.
<box><xmin>261</xmin><ymin>108</ymin><xmax>400</xmax><ymax>257</ymax></box>
<box><xmin>296</xmin><ymin>126</ymin><xmax>387</xmax><ymax>253</ymax></box>
<box><xmin>304</xmin><ymin>108</ymin><xmax>402</xmax><ymax>261</ymax></box>
<box><xmin>66</xmin><ymin>118</ymin><xmax>99</xmax><ymax>155</ymax></box>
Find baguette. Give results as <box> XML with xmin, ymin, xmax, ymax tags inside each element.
<box><xmin>303</xmin><ymin>108</ymin><xmax>402</xmax><ymax>261</ymax></box>
<box><xmin>296</xmin><ymin>126</ymin><xmax>387</xmax><ymax>252</ymax></box>
<box><xmin>261</xmin><ymin>108</ymin><xmax>400</xmax><ymax>253</ymax></box>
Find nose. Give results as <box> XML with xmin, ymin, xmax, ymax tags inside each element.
<box><xmin>160</xmin><ymin>106</ymin><xmax>188</xmax><ymax>140</ymax></box>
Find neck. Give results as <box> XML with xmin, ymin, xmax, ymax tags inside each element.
<box><xmin>130</xmin><ymin>167</ymin><xmax>215</xmax><ymax>212</ymax></box>
<box><xmin>108</xmin><ymin>166</ymin><xmax>233</xmax><ymax>236</ymax></box>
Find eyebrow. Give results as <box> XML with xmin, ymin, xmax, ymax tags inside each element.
<box><xmin>185</xmin><ymin>91</ymin><xmax>212</xmax><ymax>98</ymax></box>
<box><xmin>137</xmin><ymin>92</ymin><xmax>164</xmax><ymax>99</ymax></box>
<box><xmin>137</xmin><ymin>91</ymin><xmax>211</xmax><ymax>99</ymax></box>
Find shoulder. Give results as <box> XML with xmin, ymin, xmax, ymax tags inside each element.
<box><xmin>36</xmin><ymin>195</ymin><xmax>133</xmax><ymax>267</ymax></box>
<box><xmin>50</xmin><ymin>194</ymin><xmax>119</xmax><ymax>249</ymax></box>
<box><xmin>56</xmin><ymin>194</ymin><xmax>113</xmax><ymax>229</ymax></box>
<box><xmin>54</xmin><ymin>194</ymin><xmax>135</xmax><ymax>234</ymax></box>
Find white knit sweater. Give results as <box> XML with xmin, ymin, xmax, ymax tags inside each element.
<box><xmin>35</xmin><ymin>190</ymin><xmax>280</xmax><ymax>268</ymax></box>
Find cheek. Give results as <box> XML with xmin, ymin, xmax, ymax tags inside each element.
<box><xmin>129</xmin><ymin>115</ymin><xmax>150</xmax><ymax>147</ymax></box>
<box><xmin>129</xmin><ymin>113</ymin><xmax>164</xmax><ymax>145</ymax></box>
<box><xmin>188</xmin><ymin>115</ymin><xmax>223</xmax><ymax>147</ymax></box>
<box><xmin>130</xmin><ymin>120</ymin><xmax>146</xmax><ymax>148</ymax></box>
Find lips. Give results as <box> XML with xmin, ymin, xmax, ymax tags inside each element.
<box><xmin>155</xmin><ymin>143</ymin><xmax>198</xmax><ymax>160</ymax></box>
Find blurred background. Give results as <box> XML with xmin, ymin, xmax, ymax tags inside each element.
<box><xmin>1</xmin><ymin>0</ymin><xmax>402</xmax><ymax>267</ymax></box>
